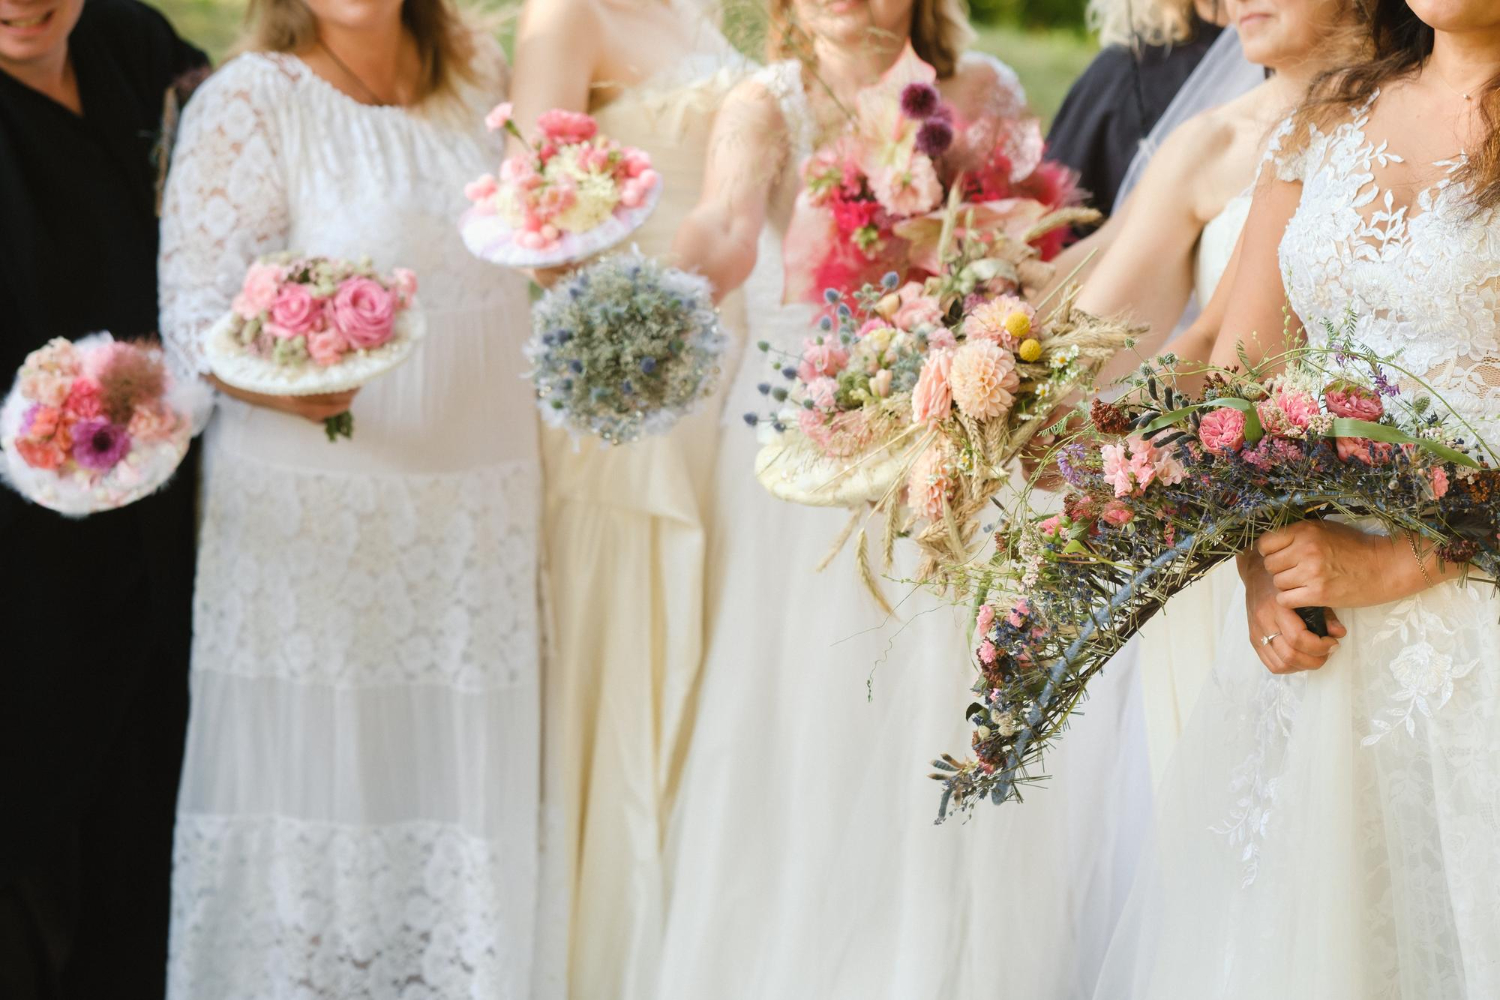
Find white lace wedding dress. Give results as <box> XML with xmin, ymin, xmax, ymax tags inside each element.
<box><xmin>158</xmin><ymin>54</ymin><xmax>543</xmax><ymax>999</ymax></box>
<box><xmin>1093</xmin><ymin>95</ymin><xmax>1500</xmax><ymax>998</ymax></box>
<box><xmin>659</xmin><ymin>58</ymin><xmax>1152</xmax><ymax>1000</ymax></box>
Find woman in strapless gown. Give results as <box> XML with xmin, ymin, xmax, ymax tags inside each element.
<box><xmin>1073</xmin><ymin>0</ymin><xmax>1363</xmax><ymax>782</ymax></box>
<box><xmin>507</xmin><ymin>2</ymin><xmax>750</xmax><ymax>996</ymax></box>
<box><xmin>659</xmin><ymin>9</ymin><xmax>1151</xmax><ymax>994</ymax></box>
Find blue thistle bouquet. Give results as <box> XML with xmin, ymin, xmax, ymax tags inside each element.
<box><xmin>527</xmin><ymin>249</ymin><xmax>726</xmax><ymax>444</ymax></box>
<box><xmin>933</xmin><ymin>334</ymin><xmax>1500</xmax><ymax>819</ymax></box>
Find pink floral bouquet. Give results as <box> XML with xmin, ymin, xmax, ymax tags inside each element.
<box><xmin>459</xmin><ymin>104</ymin><xmax>662</xmax><ymax>269</ymax></box>
<box><xmin>781</xmin><ymin>46</ymin><xmax>1088</xmax><ymax>305</ymax></box>
<box><xmin>1</xmin><ymin>334</ymin><xmax>205</xmax><ymax>516</ymax></box>
<box><xmin>205</xmin><ymin>254</ymin><xmax>424</xmax><ymax>440</ymax></box>
<box><xmin>750</xmin><ymin>237</ymin><xmax>1136</xmax><ymax>602</ymax></box>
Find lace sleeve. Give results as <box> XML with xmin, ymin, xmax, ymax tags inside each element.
<box><xmin>1261</xmin><ymin>115</ymin><xmax>1310</xmax><ymax>184</ymax></box>
<box><xmin>952</xmin><ymin>50</ymin><xmax>1041</xmax><ymax>181</ymax></box>
<box><xmin>158</xmin><ymin>56</ymin><xmax>290</xmax><ymax>382</ymax></box>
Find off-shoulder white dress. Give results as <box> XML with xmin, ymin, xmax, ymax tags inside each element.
<box><xmin>158</xmin><ymin>53</ymin><xmax>543</xmax><ymax>999</ymax></box>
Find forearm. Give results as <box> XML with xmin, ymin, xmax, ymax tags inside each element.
<box><xmin>673</xmin><ymin>203</ymin><xmax>760</xmax><ymax>301</ymax></box>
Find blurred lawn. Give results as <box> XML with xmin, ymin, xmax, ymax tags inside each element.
<box><xmin>145</xmin><ymin>0</ymin><xmax>1094</xmax><ymax>124</ymax></box>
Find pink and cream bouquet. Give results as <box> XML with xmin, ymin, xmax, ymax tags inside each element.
<box><xmin>460</xmin><ymin>103</ymin><xmax>662</xmax><ymax>269</ymax></box>
<box><xmin>1</xmin><ymin>334</ymin><xmax>205</xmax><ymax>516</ymax></box>
<box><xmin>205</xmin><ymin>253</ymin><xmax>424</xmax><ymax>440</ymax></box>
<box><xmin>781</xmin><ymin>46</ymin><xmax>1089</xmax><ymax>305</ymax></box>
<box><xmin>752</xmin><ymin>228</ymin><xmax>1137</xmax><ymax>600</ymax></box>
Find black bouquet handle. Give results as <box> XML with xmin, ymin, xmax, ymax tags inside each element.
<box><xmin>1296</xmin><ymin>605</ymin><xmax>1330</xmax><ymax>638</ymax></box>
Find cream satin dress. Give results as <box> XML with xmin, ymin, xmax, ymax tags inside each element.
<box><xmin>1135</xmin><ymin>193</ymin><xmax>1252</xmax><ymax>785</ymax></box>
<box><xmin>533</xmin><ymin>17</ymin><xmax>751</xmax><ymax>1000</ymax></box>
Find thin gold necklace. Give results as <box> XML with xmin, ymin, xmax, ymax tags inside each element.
<box><xmin>317</xmin><ymin>37</ymin><xmax>390</xmax><ymax>107</ymax></box>
<box><xmin>1429</xmin><ymin>62</ymin><xmax>1479</xmax><ymax>104</ymax></box>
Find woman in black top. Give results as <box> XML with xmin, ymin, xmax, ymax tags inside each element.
<box><xmin>0</xmin><ymin>0</ymin><xmax>204</xmax><ymax>996</ymax></box>
<box><xmin>1047</xmin><ymin>0</ymin><xmax>1226</xmax><ymax>216</ymax></box>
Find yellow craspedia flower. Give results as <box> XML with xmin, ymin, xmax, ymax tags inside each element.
<box><xmin>1018</xmin><ymin>338</ymin><xmax>1043</xmax><ymax>363</ymax></box>
<box><xmin>1004</xmin><ymin>310</ymin><xmax>1032</xmax><ymax>341</ymax></box>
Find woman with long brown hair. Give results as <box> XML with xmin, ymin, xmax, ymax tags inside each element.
<box><xmin>656</xmin><ymin>3</ymin><xmax>1151</xmax><ymax>997</ymax></box>
<box><xmin>1095</xmin><ymin>1</ymin><xmax>1500</xmax><ymax>994</ymax></box>
<box><xmin>157</xmin><ymin>0</ymin><xmax>545</xmax><ymax>994</ymax></box>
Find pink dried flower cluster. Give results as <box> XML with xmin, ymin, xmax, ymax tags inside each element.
<box><xmin>11</xmin><ymin>338</ymin><xmax>182</xmax><ymax>475</ymax></box>
<box><xmin>1256</xmin><ymin>388</ymin><xmax>1319</xmax><ymax>439</ymax></box>
<box><xmin>466</xmin><ymin>106</ymin><xmax>658</xmax><ymax>252</ymax></box>
<box><xmin>230</xmin><ymin>258</ymin><xmax>416</xmax><ymax>367</ymax></box>
<box><xmin>1100</xmin><ymin>434</ymin><xmax>1187</xmax><ymax>498</ymax></box>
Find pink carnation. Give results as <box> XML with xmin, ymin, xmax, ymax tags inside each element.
<box><xmin>807</xmin><ymin>376</ymin><xmax>839</xmax><ymax>412</ymax></box>
<box><xmin>948</xmin><ymin>340</ymin><xmax>1019</xmax><ymax>420</ymax></box>
<box><xmin>978</xmin><ymin>640</ymin><xmax>998</xmax><ymax>665</ymax></box>
<box><xmin>62</xmin><ymin>377</ymin><xmax>104</xmax><ymax>420</ymax></box>
<box><xmin>798</xmin><ymin>336</ymin><xmax>850</xmax><ymax>382</ymax></box>
<box><xmin>464</xmin><ymin>173</ymin><xmax>499</xmax><ymax>204</ymax></box>
<box><xmin>1102</xmin><ymin>435</ymin><xmax>1184</xmax><ymax>497</ymax></box>
<box><xmin>1324</xmin><ymin>383</ymin><xmax>1384</xmax><ymax>421</ymax></box>
<box><xmin>484</xmin><ymin>101</ymin><xmax>513</xmax><ymax>132</ymax></box>
<box><xmin>975</xmin><ymin>604</ymin><xmax>996</xmax><ymax>636</ymax></box>
<box><xmin>266</xmin><ymin>283</ymin><xmax>325</xmax><ymax>340</ymax></box>
<box><xmin>1037</xmin><ymin>514</ymin><xmax>1063</xmax><ymax>538</ymax></box>
<box><xmin>1197</xmin><ymin>406</ymin><xmax>1247</xmax><ymax>456</ymax></box>
<box><xmin>331</xmin><ymin>277</ymin><xmax>397</xmax><ymax>350</ymax></box>
<box><xmin>911</xmin><ymin>349</ymin><xmax>954</xmax><ymax>425</ymax></box>
<box><xmin>536</xmin><ymin>108</ymin><xmax>597</xmax><ymax>145</ymax></box>
<box><xmin>233</xmin><ymin>262</ymin><xmax>285</xmax><ymax>320</ymax></box>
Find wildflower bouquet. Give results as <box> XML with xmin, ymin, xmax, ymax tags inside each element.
<box><xmin>751</xmin><ymin>215</ymin><xmax>1138</xmax><ymax>601</ymax></box>
<box><xmin>1</xmin><ymin>334</ymin><xmax>205</xmax><ymax>515</ymax></box>
<box><xmin>932</xmin><ymin>338</ymin><xmax>1500</xmax><ymax>819</ymax></box>
<box><xmin>461</xmin><ymin>104</ymin><xmax>661</xmax><ymax>269</ymax></box>
<box><xmin>205</xmin><ymin>254</ymin><xmax>424</xmax><ymax>441</ymax></box>
<box><xmin>781</xmin><ymin>45</ymin><xmax>1088</xmax><ymax>305</ymax></box>
<box><xmin>528</xmin><ymin>249</ymin><xmax>726</xmax><ymax>445</ymax></box>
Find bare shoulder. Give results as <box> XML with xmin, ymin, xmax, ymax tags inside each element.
<box><xmin>519</xmin><ymin>0</ymin><xmax>600</xmax><ymax>36</ymax></box>
<box><xmin>722</xmin><ymin>72</ymin><xmax>791</xmax><ymax>137</ymax></box>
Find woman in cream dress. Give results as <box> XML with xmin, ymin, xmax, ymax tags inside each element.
<box><xmin>1073</xmin><ymin>0</ymin><xmax>1362</xmax><ymax>780</ymax></box>
<box><xmin>508</xmin><ymin>2</ymin><xmax>749</xmax><ymax>996</ymax></box>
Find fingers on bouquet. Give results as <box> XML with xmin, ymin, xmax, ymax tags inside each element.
<box><xmin>205</xmin><ymin>254</ymin><xmax>423</xmax><ymax>441</ymax></box>
<box><xmin>1</xmin><ymin>334</ymin><xmax>206</xmax><ymax>516</ymax></box>
<box><xmin>933</xmin><ymin>337</ymin><xmax>1500</xmax><ymax>819</ymax></box>
<box><xmin>461</xmin><ymin>104</ymin><xmax>661</xmax><ymax>270</ymax></box>
<box><xmin>527</xmin><ymin>249</ymin><xmax>726</xmax><ymax>445</ymax></box>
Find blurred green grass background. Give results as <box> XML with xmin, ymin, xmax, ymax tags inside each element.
<box><xmin>144</xmin><ymin>0</ymin><xmax>1095</xmax><ymax>124</ymax></box>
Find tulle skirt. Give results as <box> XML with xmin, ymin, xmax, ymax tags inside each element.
<box><xmin>1094</xmin><ymin>575</ymin><xmax>1500</xmax><ymax>998</ymax></box>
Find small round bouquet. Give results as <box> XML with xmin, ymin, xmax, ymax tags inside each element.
<box><xmin>1</xmin><ymin>334</ymin><xmax>204</xmax><ymax>516</ymax></box>
<box><xmin>204</xmin><ymin>253</ymin><xmax>424</xmax><ymax>440</ymax></box>
<box><xmin>527</xmin><ymin>249</ymin><xmax>725</xmax><ymax>445</ymax></box>
<box><xmin>460</xmin><ymin>103</ymin><xmax>662</xmax><ymax>270</ymax></box>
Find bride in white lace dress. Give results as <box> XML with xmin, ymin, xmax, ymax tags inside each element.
<box><xmin>1094</xmin><ymin>3</ymin><xmax>1500</xmax><ymax>995</ymax></box>
<box><xmin>158</xmin><ymin>4</ymin><xmax>542</xmax><ymax>997</ymax></box>
<box><xmin>662</xmin><ymin>4</ymin><xmax>1149</xmax><ymax>996</ymax></box>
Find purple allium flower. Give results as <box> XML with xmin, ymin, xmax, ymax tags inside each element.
<box><xmin>916</xmin><ymin>118</ymin><xmax>955</xmax><ymax>158</ymax></box>
<box><xmin>900</xmin><ymin>82</ymin><xmax>940</xmax><ymax>120</ymax></box>
<box><xmin>71</xmin><ymin>420</ymin><xmax>131</xmax><ymax>471</ymax></box>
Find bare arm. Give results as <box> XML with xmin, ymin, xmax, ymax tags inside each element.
<box><xmin>509</xmin><ymin>0</ymin><xmax>599</xmax><ymax>135</ymax></box>
<box><xmin>671</xmin><ymin>81</ymin><xmax>788</xmax><ymax>299</ymax></box>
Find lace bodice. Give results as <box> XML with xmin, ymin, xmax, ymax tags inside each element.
<box><xmin>1278</xmin><ymin>96</ymin><xmax>1500</xmax><ymax>429</ymax></box>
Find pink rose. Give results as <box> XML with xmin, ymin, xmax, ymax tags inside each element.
<box><xmin>1432</xmin><ymin>467</ymin><xmax>1450</xmax><ymax>498</ymax></box>
<box><xmin>331</xmin><ymin>277</ymin><xmax>397</xmax><ymax>350</ymax></box>
<box><xmin>911</xmin><ymin>349</ymin><xmax>954</xmax><ymax>425</ymax></box>
<box><xmin>233</xmin><ymin>262</ymin><xmax>285</xmax><ymax>319</ymax></box>
<box><xmin>1324</xmin><ymin>383</ymin><xmax>1384</xmax><ymax>421</ymax></box>
<box><xmin>499</xmin><ymin>156</ymin><xmax>540</xmax><ymax>188</ymax></box>
<box><xmin>807</xmin><ymin>376</ymin><xmax>839</xmax><ymax>412</ymax></box>
<box><xmin>1037</xmin><ymin>515</ymin><xmax>1063</xmax><ymax>538</ymax></box>
<box><xmin>536</xmin><ymin>108</ymin><xmax>598</xmax><ymax>145</ymax></box>
<box><xmin>306</xmin><ymin>325</ymin><xmax>350</xmax><ymax>367</ymax></box>
<box><xmin>62</xmin><ymin>377</ymin><xmax>103</xmax><ymax>419</ymax></box>
<box><xmin>798</xmin><ymin>336</ymin><xmax>850</xmax><ymax>382</ymax></box>
<box><xmin>1101</xmin><ymin>502</ymin><xmax>1133</xmax><ymax>527</ymax></box>
<box><xmin>1198</xmin><ymin>406</ymin><xmax>1246</xmax><ymax>456</ymax></box>
<box><xmin>975</xmin><ymin>604</ymin><xmax>996</xmax><ymax>636</ymax></box>
<box><xmin>484</xmin><ymin>101</ymin><xmax>513</xmax><ymax>132</ymax></box>
<box><xmin>266</xmin><ymin>283</ymin><xmax>325</xmax><ymax>340</ymax></box>
<box><xmin>892</xmin><ymin>281</ymin><xmax>943</xmax><ymax>331</ymax></box>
